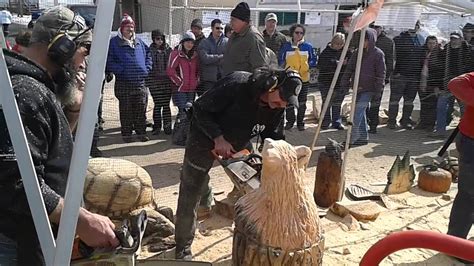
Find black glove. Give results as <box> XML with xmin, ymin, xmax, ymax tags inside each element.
<box><xmin>105</xmin><ymin>73</ymin><xmax>114</xmax><ymax>83</ymax></box>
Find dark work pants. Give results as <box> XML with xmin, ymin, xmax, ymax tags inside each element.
<box><xmin>448</xmin><ymin>133</ymin><xmax>474</xmax><ymax>239</ymax></box>
<box><xmin>97</xmin><ymin>79</ymin><xmax>106</xmax><ymax>123</ymax></box>
<box><xmin>286</xmin><ymin>82</ymin><xmax>310</xmax><ymax>127</ymax></box>
<box><xmin>175</xmin><ymin>126</ymin><xmax>247</xmax><ymax>258</ymax></box>
<box><xmin>388</xmin><ymin>74</ymin><xmax>419</xmax><ymax>125</ymax></box>
<box><xmin>115</xmin><ymin>82</ymin><xmax>148</xmax><ymax>136</ymax></box>
<box><xmin>366</xmin><ymin>90</ymin><xmax>383</xmax><ymax>129</ymax></box>
<box><xmin>149</xmin><ymin>80</ymin><xmax>172</xmax><ymax>131</ymax></box>
<box><xmin>320</xmin><ymin>85</ymin><xmax>346</xmax><ymax>127</ymax></box>
<box><xmin>418</xmin><ymin>86</ymin><xmax>438</xmax><ymax>129</ymax></box>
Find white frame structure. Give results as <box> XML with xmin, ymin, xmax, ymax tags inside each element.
<box><xmin>0</xmin><ymin>0</ymin><xmax>115</xmax><ymax>264</ymax></box>
<box><xmin>0</xmin><ymin>0</ymin><xmax>472</xmax><ymax>265</ymax></box>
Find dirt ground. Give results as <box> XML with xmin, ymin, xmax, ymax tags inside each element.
<box><xmin>97</xmin><ymin>80</ymin><xmax>472</xmax><ymax>265</ymax></box>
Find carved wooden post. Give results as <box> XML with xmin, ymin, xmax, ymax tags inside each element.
<box><xmin>314</xmin><ymin>139</ymin><xmax>343</xmax><ymax>208</ymax></box>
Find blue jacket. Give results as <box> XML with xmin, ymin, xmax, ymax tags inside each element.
<box><xmin>198</xmin><ymin>34</ymin><xmax>228</xmax><ymax>82</ymax></box>
<box><xmin>278</xmin><ymin>40</ymin><xmax>317</xmax><ymax>82</ymax></box>
<box><xmin>106</xmin><ymin>35</ymin><xmax>152</xmax><ymax>87</ymax></box>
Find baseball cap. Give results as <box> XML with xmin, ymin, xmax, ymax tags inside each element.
<box><xmin>30</xmin><ymin>6</ymin><xmax>90</xmax><ymax>45</ymax></box>
<box><xmin>265</xmin><ymin>13</ymin><xmax>278</xmax><ymax>22</ymax></box>
<box><xmin>450</xmin><ymin>31</ymin><xmax>462</xmax><ymax>39</ymax></box>
<box><xmin>278</xmin><ymin>70</ymin><xmax>302</xmax><ymax>107</ymax></box>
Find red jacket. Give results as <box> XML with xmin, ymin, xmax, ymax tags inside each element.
<box><xmin>448</xmin><ymin>72</ymin><xmax>474</xmax><ymax>138</ymax></box>
<box><xmin>166</xmin><ymin>45</ymin><xmax>199</xmax><ymax>93</ymax></box>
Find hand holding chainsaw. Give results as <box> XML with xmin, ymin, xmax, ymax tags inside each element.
<box><xmin>213</xmin><ymin>135</ymin><xmax>236</xmax><ymax>159</ymax></box>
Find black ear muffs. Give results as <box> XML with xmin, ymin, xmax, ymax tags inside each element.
<box><xmin>47</xmin><ymin>32</ymin><xmax>77</xmax><ymax>66</ymax></box>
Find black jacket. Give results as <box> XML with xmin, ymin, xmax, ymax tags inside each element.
<box><xmin>393</xmin><ymin>31</ymin><xmax>424</xmax><ymax>79</ymax></box>
<box><xmin>375</xmin><ymin>32</ymin><xmax>394</xmax><ymax>80</ymax></box>
<box><xmin>442</xmin><ymin>41</ymin><xmax>474</xmax><ymax>89</ymax></box>
<box><xmin>191</xmin><ymin>71</ymin><xmax>284</xmax><ymax>150</ymax></box>
<box><xmin>317</xmin><ymin>44</ymin><xmax>351</xmax><ymax>88</ymax></box>
<box><xmin>148</xmin><ymin>42</ymin><xmax>172</xmax><ymax>81</ymax></box>
<box><xmin>0</xmin><ymin>50</ymin><xmax>73</xmax><ymax>241</ymax></box>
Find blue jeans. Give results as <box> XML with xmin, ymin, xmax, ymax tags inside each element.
<box><xmin>448</xmin><ymin>133</ymin><xmax>474</xmax><ymax>239</ymax></box>
<box><xmin>320</xmin><ymin>85</ymin><xmax>346</xmax><ymax>127</ymax></box>
<box><xmin>435</xmin><ymin>92</ymin><xmax>452</xmax><ymax>133</ymax></box>
<box><xmin>0</xmin><ymin>234</ymin><xmax>16</xmax><ymax>265</ymax></box>
<box><xmin>172</xmin><ymin>92</ymin><xmax>196</xmax><ymax>111</ymax></box>
<box><xmin>351</xmin><ymin>92</ymin><xmax>373</xmax><ymax>144</ymax></box>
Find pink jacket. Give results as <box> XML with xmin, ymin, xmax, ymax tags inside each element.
<box><xmin>166</xmin><ymin>45</ymin><xmax>199</xmax><ymax>92</ymax></box>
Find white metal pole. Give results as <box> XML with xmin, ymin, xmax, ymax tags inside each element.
<box><xmin>168</xmin><ymin>0</ymin><xmax>173</xmax><ymax>39</ymax></box>
<box><xmin>52</xmin><ymin>0</ymin><xmax>116</xmax><ymax>264</ymax></box>
<box><xmin>339</xmin><ymin>25</ymin><xmax>368</xmax><ymax>200</ymax></box>
<box><xmin>297</xmin><ymin>0</ymin><xmax>301</xmax><ymax>23</ymax></box>
<box><xmin>0</xmin><ymin>49</ymin><xmax>56</xmax><ymax>264</ymax></box>
<box><xmin>310</xmin><ymin>11</ymin><xmax>359</xmax><ymax>150</ymax></box>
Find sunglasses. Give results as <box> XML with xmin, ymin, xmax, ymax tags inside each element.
<box><xmin>294</xmin><ymin>31</ymin><xmax>304</xmax><ymax>35</ymax></box>
<box><xmin>214</xmin><ymin>27</ymin><xmax>223</xmax><ymax>30</ymax></box>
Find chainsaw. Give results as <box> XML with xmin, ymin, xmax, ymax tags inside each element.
<box><xmin>71</xmin><ymin>209</ymin><xmax>147</xmax><ymax>265</ymax></box>
<box><xmin>212</xmin><ymin>149</ymin><xmax>263</xmax><ymax>194</ymax></box>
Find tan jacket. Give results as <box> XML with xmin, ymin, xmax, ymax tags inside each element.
<box><xmin>223</xmin><ymin>25</ymin><xmax>267</xmax><ymax>75</ymax></box>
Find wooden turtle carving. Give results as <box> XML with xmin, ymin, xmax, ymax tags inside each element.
<box><xmin>84</xmin><ymin>158</ymin><xmax>174</xmax><ymax>238</ymax></box>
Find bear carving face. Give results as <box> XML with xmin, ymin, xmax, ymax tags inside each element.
<box><xmin>261</xmin><ymin>138</ymin><xmax>312</xmax><ymax>189</ymax></box>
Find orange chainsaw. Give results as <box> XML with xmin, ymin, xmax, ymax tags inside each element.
<box><xmin>212</xmin><ymin>149</ymin><xmax>263</xmax><ymax>194</ymax></box>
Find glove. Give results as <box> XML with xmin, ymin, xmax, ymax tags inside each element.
<box><xmin>105</xmin><ymin>73</ymin><xmax>114</xmax><ymax>83</ymax></box>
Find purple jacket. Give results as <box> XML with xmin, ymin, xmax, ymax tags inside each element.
<box><xmin>342</xmin><ymin>28</ymin><xmax>386</xmax><ymax>93</ymax></box>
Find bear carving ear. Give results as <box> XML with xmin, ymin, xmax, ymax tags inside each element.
<box><xmin>262</xmin><ymin>138</ymin><xmax>282</xmax><ymax>165</ymax></box>
<box><xmin>295</xmin><ymin>145</ymin><xmax>312</xmax><ymax>170</ymax></box>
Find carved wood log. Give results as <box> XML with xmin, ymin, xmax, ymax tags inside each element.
<box><xmin>314</xmin><ymin>151</ymin><xmax>343</xmax><ymax>208</ymax></box>
<box><xmin>232</xmin><ymin>211</ymin><xmax>325</xmax><ymax>266</ymax></box>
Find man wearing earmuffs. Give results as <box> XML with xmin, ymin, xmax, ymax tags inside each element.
<box><xmin>0</xmin><ymin>6</ymin><xmax>119</xmax><ymax>264</ymax></box>
<box><xmin>174</xmin><ymin>67</ymin><xmax>302</xmax><ymax>260</ymax></box>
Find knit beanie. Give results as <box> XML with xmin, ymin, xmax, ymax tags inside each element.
<box><xmin>180</xmin><ymin>31</ymin><xmax>196</xmax><ymax>43</ymax></box>
<box><xmin>231</xmin><ymin>2</ymin><xmax>250</xmax><ymax>22</ymax></box>
<box><xmin>120</xmin><ymin>13</ymin><xmax>135</xmax><ymax>32</ymax></box>
<box><xmin>191</xmin><ymin>18</ymin><xmax>203</xmax><ymax>29</ymax></box>
<box><xmin>152</xmin><ymin>29</ymin><xmax>164</xmax><ymax>40</ymax></box>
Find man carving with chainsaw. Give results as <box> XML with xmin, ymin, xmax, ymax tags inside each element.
<box><xmin>175</xmin><ymin>67</ymin><xmax>302</xmax><ymax>260</ymax></box>
<box><xmin>0</xmin><ymin>6</ymin><xmax>119</xmax><ymax>264</ymax></box>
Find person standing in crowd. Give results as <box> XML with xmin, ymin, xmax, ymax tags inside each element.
<box><xmin>148</xmin><ymin>29</ymin><xmax>173</xmax><ymax>135</ymax></box>
<box><xmin>106</xmin><ymin>13</ymin><xmax>152</xmax><ymax>143</ymax></box>
<box><xmin>0</xmin><ymin>6</ymin><xmax>119</xmax><ymax>264</ymax></box>
<box><xmin>279</xmin><ymin>23</ymin><xmax>317</xmax><ymax>131</ymax></box>
<box><xmin>462</xmin><ymin>23</ymin><xmax>474</xmax><ymax>46</ymax></box>
<box><xmin>190</xmin><ymin>18</ymin><xmax>205</xmax><ymax>51</ymax></box>
<box><xmin>11</xmin><ymin>30</ymin><xmax>31</xmax><ymax>54</ymax></box>
<box><xmin>262</xmin><ymin>12</ymin><xmax>288</xmax><ymax>135</ymax></box>
<box><xmin>223</xmin><ymin>2</ymin><xmax>267</xmax><ymax>75</ymax></box>
<box><xmin>387</xmin><ymin>24</ymin><xmax>424</xmax><ymax>130</ymax></box>
<box><xmin>167</xmin><ymin>31</ymin><xmax>199</xmax><ymax>145</ymax></box>
<box><xmin>197</xmin><ymin>19</ymin><xmax>228</xmax><ymax>96</ymax></box>
<box><xmin>174</xmin><ymin>67</ymin><xmax>302</xmax><ymax>260</ymax></box>
<box><xmin>0</xmin><ymin>7</ymin><xmax>12</xmax><ymax>33</ymax></box>
<box><xmin>417</xmin><ymin>36</ymin><xmax>443</xmax><ymax>131</ymax></box>
<box><xmin>224</xmin><ymin>24</ymin><xmax>233</xmax><ymax>38</ymax></box>
<box><xmin>317</xmin><ymin>32</ymin><xmax>350</xmax><ymax>130</ymax></box>
<box><xmin>262</xmin><ymin>13</ymin><xmax>286</xmax><ymax>57</ymax></box>
<box><xmin>341</xmin><ymin>28</ymin><xmax>385</xmax><ymax>147</ymax></box>
<box><xmin>366</xmin><ymin>24</ymin><xmax>394</xmax><ymax>134</ymax></box>
<box><xmin>446</xmin><ymin>72</ymin><xmax>474</xmax><ymax>265</ymax></box>
<box><xmin>431</xmin><ymin>31</ymin><xmax>473</xmax><ymax>138</ymax></box>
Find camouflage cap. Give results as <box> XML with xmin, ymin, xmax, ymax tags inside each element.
<box><xmin>30</xmin><ymin>5</ymin><xmax>91</xmax><ymax>45</ymax></box>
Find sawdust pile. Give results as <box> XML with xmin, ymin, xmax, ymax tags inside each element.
<box><xmin>236</xmin><ymin>139</ymin><xmax>322</xmax><ymax>250</ymax></box>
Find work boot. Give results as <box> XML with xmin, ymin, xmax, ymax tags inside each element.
<box><xmin>138</xmin><ymin>135</ymin><xmax>150</xmax><ymax>142</ymax></box>
<box><xmin>176</xmin><ymin>248</ymin><xmax>193</xmax><ymax>261</ymax></box>
<box><xmin>90</xmin><ymin>147</ymin><xmax>103</xmax><ymax>158</ymax></box>
<box><xmin>164</xmin><ymin>127</ymin><xmax>172</xmax><ymax>135</ymax></box>
<box><xmin>368</xmin><ymin>127</ymin><xmax>377</xmax><ymax>134</ymax></box>
<box><xmin>284</xmin><ymin>123</ymin><xmax>294</xmax><ymax>130</ymax></box>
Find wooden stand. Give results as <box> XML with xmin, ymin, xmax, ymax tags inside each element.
<box><xmin>314</xmin><ymin>152</ymin><xmax>343</xmax><ymax>208</ymax></box>
<box><xmin>232</xmin><ymin>215</ymin><xmax>324</xmax><ymax>266</ymax></box>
